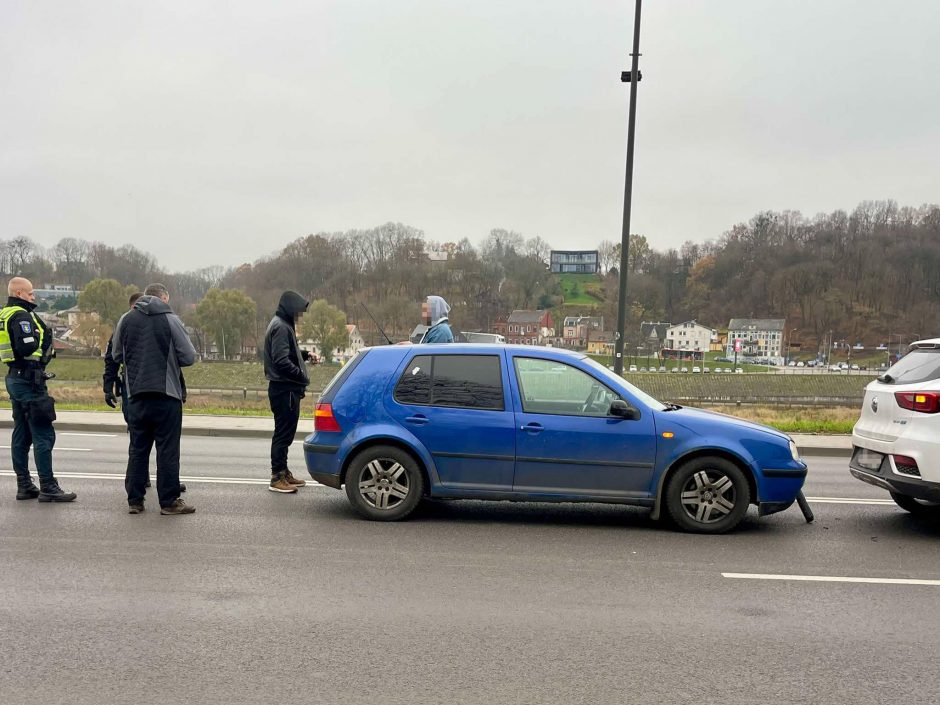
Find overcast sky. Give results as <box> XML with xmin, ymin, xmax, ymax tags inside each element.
<box><xmin>2</xmin><ymin>1</ymin><xmax>938</xmax><ymax>272</ymax></box>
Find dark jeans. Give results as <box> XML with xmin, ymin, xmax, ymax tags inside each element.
<box><xmin>126</xmin><ymin>394</ymin><xmax>183</xmax><ymax>508</ymax></box>
<box><xmin>269</xmin><ymin>382</ymin><xmax>303</xmax><ymax>474</ymax></box>
<box><xmin>5</xmin><ymin>374</ymin><xmax>55</xmax><ymax>483</ymax></box>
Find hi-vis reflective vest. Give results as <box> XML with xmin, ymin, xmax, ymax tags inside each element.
<box><xmin>0</xmin><ymin>306</ymin><xmax>44</xmax><ymax>364</ymax></box>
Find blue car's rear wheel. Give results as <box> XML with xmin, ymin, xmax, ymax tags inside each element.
<box><xmin>665</xmin><ymin>457</ymin><xmax>750</xmax><ymax>533</ymax></box>
<box><xmin>345</xmin><ymin>445</ymin><xmax>424</xmax><ymax>521</ymax></box>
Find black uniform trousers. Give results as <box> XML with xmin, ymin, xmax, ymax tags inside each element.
<box><xmin>126</xmin><ymin>393</ymin><xmax>183</xmax><ymax>508</ymax></box>
<box><xmin>268</xmin><ymin>381</ymin><xmax>304</xmax><ymax>474</ymax></box>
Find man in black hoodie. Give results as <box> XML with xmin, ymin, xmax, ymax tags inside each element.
<box><xmin>112</xmin><ymin>283</ymin><xmax>197</xmax><ymax>515</ymax></box>
<box><xmin>263</xmin><ymin>291</ymin><xmax>316</xmax><ymax>493</ymax></box>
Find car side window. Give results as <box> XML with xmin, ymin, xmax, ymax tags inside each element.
<box><xmin>514</xmin><ymin>357</ymin><xmax>621</xmax><ymax>417</ymax></box>
<box><xmin>394</xmin><ymin>355</ymin><xmax>432</xmax><ymax>405</ymax></box>
<box><xmin>394</xmin><ymin>354</ymin><xmax>504</xmax><ymax>411</ymax></box>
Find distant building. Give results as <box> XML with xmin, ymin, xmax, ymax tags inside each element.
<box><xmin>665</xmin><ymin>320</ymin><xmax>716</xmax><ymax>354</ymax></box>
<box><xmin>550</xmin><ymin>250</ymin><xmax>599</xmax><ymax>274</ymax></box>
<box><xmin>727</xmin><ymin>318</ymin><xmax>786</xmax><ymax>364</ymax></box>
<box><xmin>586</xmin><ymin>331</ymin><xmax>615</xmax><ymax>356</ymax></box>
<box><xmin>335</xmin><ymin>325</ymin><xmax>365</xmax><ymax>362</ymax></box>
<box><xmin>640</xmin><ymin>321</ymin><xmax>671</xmax><ymax>350</ymax></box>
<box><xmin>34</xmin><ymin>285</ymin><xmax>77</xmax><ymax>301</ymax></box>
<box><xmin>506</xmin><ymin>310</ymin><xmax>555</xmax><ymax>346</ymax></box>
<box><xmin>562</xmin><ymin>315</ymin><xmax>604</xmax><ymax>349</ymax></box>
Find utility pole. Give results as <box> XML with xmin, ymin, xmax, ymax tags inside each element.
<box><xmin>613</xmin><ymin>0</ymin><xmax>643</xmax><ymax>376</ymax></box>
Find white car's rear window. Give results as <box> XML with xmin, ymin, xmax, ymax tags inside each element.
<box><xmin>880</xmin><ymin>349</ymin><xmax>940</xmax><ymax>385</ymax></box>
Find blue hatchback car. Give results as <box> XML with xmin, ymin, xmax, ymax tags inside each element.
<box><xmin>304</xmin><ymin>345</ymin><xmax>807</xmax><ymax>533</ymax></box>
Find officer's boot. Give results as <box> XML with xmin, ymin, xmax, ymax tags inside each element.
<box><xmin>16</xmin><ymin>475</ymin><xmax>40</xmax><ymax>500</ymax></box>
<box><xmin>38</xmin><ymin>479</ymin><xmax>77</xmax><ymax>503</ymax></box>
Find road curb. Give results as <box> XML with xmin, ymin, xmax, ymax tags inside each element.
<box><xmin>0</xmin><ymin>420</ymin><xmax>309</xmax><ymax>441</ymax></box>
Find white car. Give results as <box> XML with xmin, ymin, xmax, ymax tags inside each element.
<box><xmin>628</xmin><ymin>364</ymin><xmax>638</xmax><ymax>373</ymax></box>
<box><xmin>850</xmin><ymin>339</ymin><xmax>940</xmax><ymax>516</ymax></box>
<box><xmin>691</xmin><ymin>366</ymin><xmax>701</xmax><ymax>373</ymax></box>
<box><xmin>734</xmin><ymin>367</ymin><xmax>743</xmax><ymax>374</ymax></box>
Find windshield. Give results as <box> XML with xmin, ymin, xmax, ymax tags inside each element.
<box><xmin>582</xmin><ymin>356</ymin><xmax>668</xmax><ymax>410</ymax></box>
<box><xmin>880</xmin><ymin>349</ymin><xmax>940</xmax><ymax>385</ymax></box>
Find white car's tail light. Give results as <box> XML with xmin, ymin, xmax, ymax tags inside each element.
<box><xmin>894</xmin><ymin>392</ymin><xmax>940</xmax><ymax>413</ymax></box>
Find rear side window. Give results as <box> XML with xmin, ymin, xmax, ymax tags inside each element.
<box><xmin>394</xmin><ymin>354</ymin><xmax>504</xmax><ymax>410</ymax></box>
<box><xmin>882</xmin><ymin>350</ymin><xmax>940</xmax><ymax>385</ymax></box>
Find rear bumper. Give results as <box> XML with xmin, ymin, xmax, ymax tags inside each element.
<box><xmin>303</xmin><ymin>441</ymin><xmax>342</xmax><ymax>489</ymax></box>
<box><xmin>849</xmin><ymin>465</ymin><xmax>940</xmax><ymax>502</ymax></box>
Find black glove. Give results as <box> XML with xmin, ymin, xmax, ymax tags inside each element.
<box><xmin>300</xmin><ymin>349</ymin><xmax>312</xmax><ymax>362</ymax></box>
<box><xmin>104</xmin><ymin>391</ymin><xmax>117</xmax><ymax>408</ymax></box>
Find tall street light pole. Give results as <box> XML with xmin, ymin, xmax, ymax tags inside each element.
<box><xmin>613</xmin><ymin>0</ymin><xmax>643</xmax><ymax>376</ymax></box>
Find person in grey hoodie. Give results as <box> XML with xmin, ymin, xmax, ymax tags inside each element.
<box><xmin>420</xmin><ymin>295</ymin><xmax>454</xmax><ymax>344</ymax></box>
<box><xmin>263</xmin><ymin>290</ymin><xmax>317</xmax><ymax>493</ymax></box>
<box><xmin>112</xmin><ymin>283</ymin><xmax>197</xmax><ymax>515</ymax></box>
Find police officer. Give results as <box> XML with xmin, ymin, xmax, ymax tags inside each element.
<box><xmin>1</xmin><ymin>277</ymin><xmax>76</xmax><ymax>502</ymax></box>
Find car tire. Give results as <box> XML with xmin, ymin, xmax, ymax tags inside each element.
<box><xmin>345</xmin><ymin>445</ymin><xmax>425</xmax><ymax>521</ymax></box>
<box><xmin>665</xmin><ymin>457</ymin><xmax>750</xmax><ymax>534</ymax></box>
<box><xmin>890</xmin><ymin>492</ymin><xmax>940</xmax><ymax>517</ymax></box>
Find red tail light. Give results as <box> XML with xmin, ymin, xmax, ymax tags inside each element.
<box><xmin>894</xmin><ymin>392</ymin><xmax>940</xmax><ymax>413</ymax></box>
<box><xmin>314</xmin><ymin>403</ymin><xmax>341</xmax><ymax>432</ymax></box>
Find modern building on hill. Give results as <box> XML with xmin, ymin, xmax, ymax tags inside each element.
<box><xmin>550</xmin><ymin>250</ymin><xmax>599</xmax><ymax>274</ymax></box>
<box><xmin>726</xmin><ymin>318</ymin><xmax>786</xmax><ymax>364</ymax></box>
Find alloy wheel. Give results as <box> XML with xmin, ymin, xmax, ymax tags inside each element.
<box><xmin>679</xmin><ymin>469</ymin><xmax>737</xmax><ymax>524</ymax></box>
<box><xmin>358</xmin><ymin>459</ymin><xmax>410</xmax><ymax>510</ymax></box>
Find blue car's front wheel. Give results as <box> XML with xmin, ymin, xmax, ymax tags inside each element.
<box><xmin>345</xmin><ymin>445</ymin><xmax>425</xmax><ymax>521</ymax></box>
<box><xmin>665</xmin><ymin>457</ymin><xmax>750</xmax><ymax>534</ymax></box>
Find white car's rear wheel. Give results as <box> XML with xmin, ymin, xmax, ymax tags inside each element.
<box><xmin>890</xmin><ymin>492</ymin><xmax>940</xmax><ymax>517</ymax></box>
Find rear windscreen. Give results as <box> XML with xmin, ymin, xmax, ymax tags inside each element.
<box><xmin>881</xmin><ymin>349</ymin><xmax>940</xmax><ymax>385</ymax></box>
<box><xmin>318</xmin><ymin>350</ymin><xmax>369</xmax><ymax>402</ymax></box>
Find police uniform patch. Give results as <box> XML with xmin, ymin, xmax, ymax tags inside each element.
<box><xmin>19</xmin><ymin>321</ymin><xmax>32</xmax><ymax>334</ymax></box>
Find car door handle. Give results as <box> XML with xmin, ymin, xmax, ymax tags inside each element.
<box><xmin>521</xmin><ymin>422</ymin><xmax>543</xmax><ymax>433</ymax></box>
<box><xmin>405</xmin><ymin>415</ymin><xmax>429</xmax><ymax>426</ymax></box>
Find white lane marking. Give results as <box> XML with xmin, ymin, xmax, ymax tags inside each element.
<box><xmin>722</xmin><ymin>573</ymin><xmax>940</xmax><ymax>586</ymax></box>
<box><xmin>804</xmin><ymin>496</ymin><xmax>894</xmax><ymax>505</ymax></box>
<box><xmin>0</xmin><ymin>445</ymin><xmax>91</xmax><ymax>452</ymax></box>
<box><xmin>60</xmin><ymin>432</ymin><xmax>117</xmax><ymax>438</ymax></box>
<box><xmin>0</xmin><ymin>470</ymin><xmax>323</xmax><ymax>487</ymax></box>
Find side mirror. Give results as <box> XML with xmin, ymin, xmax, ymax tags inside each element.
<box><xmin>609</xmin><ymin>399</ymin><xmax>640</xmax><ymax>420</ymax></box>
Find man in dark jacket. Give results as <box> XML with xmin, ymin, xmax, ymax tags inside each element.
<box><xmin>1</xmin><ymin>277</ymin><xmax>76</xmax><ymax>502</ymax></box>
<box><xmin>263</xmin><ymin>290</ymin><xmax>316</xmax><ymax>493</ymax></box>
<box><xmin>103</xmin><ymin>291</ymin><xmax>186</xmax><ymax>493</ymax></box>
<box><xmin>112</xmin><ymin>283</ymin><xmax>197</xmax><ymax>515</ymax></box>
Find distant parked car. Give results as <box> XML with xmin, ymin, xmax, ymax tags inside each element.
<box><xmin>692</xmin><ymin>366</ymin><xmax>701</xmax><ymax>373</ymax></box>
<box><xmin>639</xmin><ymin>367</ymin><xmax>647</xmax><ymax>372</ymax></box>
<box><xmin>713</xmin><ymin>368</ymin><xmax>722</xmax><ymax>374</ymax></box>
<box><xmin>670</xmin><ymin>367</ymin><xmax>679</xmax><ymax>374</ymax></box>
<box><xmin>796</xmin><ymin>361</ymin><xmax>805</xmax><ymax>368</ymax></box>
<box><xmin>734</xmin><ymin>368</ymin><xmax>744</xmax><ymax>374</ymax></box>
<box><xmin>703</xmin><ymin>366</ymin><xmax>711</xmax><ymax>374</ymax></box>
<box><xmin>658</xmin><ymin>366</ymin><xmax>667</xmax><ymax>373</ymax></box>
<box><xmin>850</xmin><ymin>338</ymin><xmax>940</xmax><ymax>516</ymax></box>
<box><xmin>304</xmin><ymin>343</ymin><xmax>808</xmax><ymax>533</ymax></box>
<box><xmin>680</xmin><ymin>367</ymin><xmax>689</xmax><ymax>373</ymax></box>
<box><xmin>628</xmin><ymin>364</ymin><xmax>638</xmax><ymax>373</ymax></box>
<box><xmin>850</xmin><ymin>364</ymin><xmax>860</xmax><ymax>371</ymax></box>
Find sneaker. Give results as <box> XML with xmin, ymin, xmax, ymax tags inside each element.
<box><xmin>128</xmin><ymin>503</ymin><xmax>145</xmax><ymax>514</ymax></box>
<box><xmin>160</xmin><ymin>499</ymin><xmax>195</xmax><ymax>515</ymax></box>
<box><xmin>268</xmin><ymin>473</ymin><xmax>298</xmax><ymax>494</ymax></box>
<box><xmin>284</xmin><ymin>470</ymin><xmax>306</xmax><ymax>487</ymax></box>
<box><xmin>16</xmin><ymin>478</ymin><xmax>40</xmax><ymax>500</ymax></box>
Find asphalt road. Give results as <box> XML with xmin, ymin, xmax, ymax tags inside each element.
<box><xmin>1</xmin><ymin>433</ymin><xmax>938</xmax><ymax>705</ymax></box>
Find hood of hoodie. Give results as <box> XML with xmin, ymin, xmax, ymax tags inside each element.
<box><xmin>133</xmin><ymin>295</ymin><xmax>173</xmax><ymax>316</ymax></box>
<box><xmin>276</xmin><ymin>290</ymin><xmax>310</xmax><ymax>323</ymax></box>
<box><xmin>426</xmin><ymin>295</ymin><xmax>450</xmax><ymax>326</ymax></box>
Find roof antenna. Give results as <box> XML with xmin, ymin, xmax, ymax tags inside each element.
<box><xmin>360</xmin><ymin>302</ymin><xmax>393</xmax><ymax>345</ymax></box>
